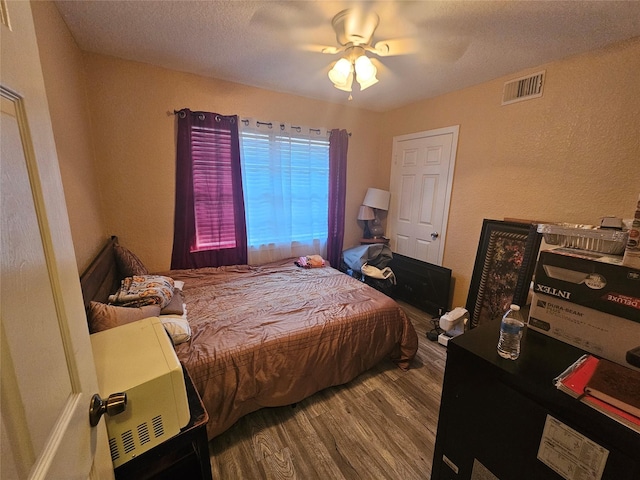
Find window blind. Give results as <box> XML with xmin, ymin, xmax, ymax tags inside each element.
<box><xmin>240</xmin><ymin>129</ymin><xmax>329</xmax><ymax>247</ymax></box>
<box><xmin>191</xmin><ymin>124</ymin><xmax>238</xmax><ymax>252</ymax></box>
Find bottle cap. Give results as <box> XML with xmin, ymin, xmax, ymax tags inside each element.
<box><xmin>510</xmin><ymin>304</ymin><xmax>520</xmax><ymax>311</ymax></box>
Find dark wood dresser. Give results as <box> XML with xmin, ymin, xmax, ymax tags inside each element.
<box><xmin>388</xmin><ymin>253</ymin><xmax>452</xmax><ymax>317</ymax></box>
<box><xmin>432</xmin><ymin>321</ymin><xmax>640</xmax><ymax>480</ymax></box>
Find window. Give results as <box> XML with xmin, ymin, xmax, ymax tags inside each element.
<box><xmin>240</xmin><ymin>121</ymin><xmax>329</xmax><ymax>263</ymax></box>
<box><xmin>191</xmin><ymin>124</ymin><xmax>238</xmax><ymax>252</ymax></box>
<box><xmin>173</xmin><ymin>110</ymin><xmax>336</xmax><ymax>269</ymax></box>
<box><xmin>171</xmin><ymin>110</ymin><xmax>246</xmax><ymax>270</ymax></box>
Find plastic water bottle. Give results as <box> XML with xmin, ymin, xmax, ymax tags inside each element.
<box><xmin>497</xmin><ymin>304</ymin><xmax>525</xmax><ymax>360</ymax></box>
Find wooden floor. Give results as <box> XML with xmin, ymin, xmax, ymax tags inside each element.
<box><xmin>208</xmin><ymin>302</ymin><xmax>447</xmax><ymax>479</ymax></box>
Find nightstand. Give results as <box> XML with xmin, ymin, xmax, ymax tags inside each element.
<box><xmin>114</xmin><ymin>365</ymin><xmax>212</xmax><ymax>480</ymax></box>
<box><xmin>360</xmin><ymin>237</ymin><xmax>389</xmax><ymax>245</ymax></box>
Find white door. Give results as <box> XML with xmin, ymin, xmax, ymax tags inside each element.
<box><xmin>388</xmin><ymin>126</ymin><xmax>459</xmax><ymax>265</ymax></box>
<box><xmin>1</xmin><ymin>2</ymin><xmax>113</xmax><ymax>479</ymax></box>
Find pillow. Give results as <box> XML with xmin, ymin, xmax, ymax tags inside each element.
<box><xmin>114</xmin><ymin>244</ymin><xmax>149</xmax><ymax>277</ymax></box>
<box><xmin>160</xmin><ymin>289</ymin><xmax>184</xmax><ymax>316</ymax></box>
<box><xmin>160</xmin><ymin>315</ymin><xmax>191</xmax><ymax>345</ymax></box>
<box><xmin>88</xmin><ymin>301</ymin><xmax>161</xmax><ymax>333</ymax></box>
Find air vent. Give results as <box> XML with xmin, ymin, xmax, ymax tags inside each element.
<box><xmin>137</xmin><ymin>423</ymin><xmax>151</xmax><ymax>445</ymax></box>
<box><xmin>502</xmin><ymin>71</ymin><xmax>545</xmax><ymax>105</ymax></box>
<box><xmin>122</xmin><ymin>430</ymin><xmax>135</xmax><ymax>454</ymax></box>
<box><xmin>108</xmin><ymin>437</ymin><xmax>120</xmax><ymax>462</ymax></box>
<box><xmin>152</xmin><ymin>415</ymin><xmax>164</xmax><ymax>437</ymax></box>
<box><xmin>106</xmin><ymin>414</ymin><xmax>171</xmax><ymax>466</ymax></box>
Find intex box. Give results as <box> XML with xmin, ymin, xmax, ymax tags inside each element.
<box><xmin>533</xmin><ymin>248</ymin><xmax>640</xmax><ymax>322</ymax></box>
<box><xmin>528</xmin><ymin>293</ymin><xmax>640</xmax><ymax>371</ymax></box>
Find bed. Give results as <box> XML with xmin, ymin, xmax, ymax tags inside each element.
<box><xmin>80</xmin><ymin>236</ymin><xmax>418</xmax><ymax>439</ymax></box>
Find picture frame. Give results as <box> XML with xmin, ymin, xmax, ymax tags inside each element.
<box><xmin>465</xmin><ymin>219</ymin><xmax>542</xmax><ymax>329</ymax></box>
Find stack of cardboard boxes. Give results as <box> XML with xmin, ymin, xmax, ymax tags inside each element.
<box><xmin>528</xmin><ymin>247</ymin><xmax>640</xmax><ymax>371</ymax></box>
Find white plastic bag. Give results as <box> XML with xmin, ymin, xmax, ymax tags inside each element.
<box><xmin>361</xmin><ymin>263</ymin><xmax>396</xmax><ymax>285</ymax></box>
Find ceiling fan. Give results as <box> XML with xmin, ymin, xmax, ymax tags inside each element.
<box><xmin>250</xmin><ymin>2</ymin><xmax>469</xmax><ymax>99</ymax></box>
<box><xmin>320</xmin><ymin>7</ymin><xmax>418</xmax><ymax>96</ymax></box>
<box><xmin>320</xmin><ymin>8</ymin><xmax>416</xmax><ymax>58</ymax></box>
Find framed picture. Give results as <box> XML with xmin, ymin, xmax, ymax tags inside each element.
<box><xmin>466</xmin><ymin>219</ymin><xmax>542</xmax><ymax>328</ymax></box>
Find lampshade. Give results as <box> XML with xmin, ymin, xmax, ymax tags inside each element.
<box><xmin>334</xmin><ymin>72</ymin><xmax>354</xmax><ymax>92</ymax></box>
<box><xmin>328</xmin><ymin>58</ymin><xmax>353</xmax><ymax>90</ymax></box>
<box><xmin>362</xmin><ymin>188</ymin><xmax>390</xmax><ymax>211</ymax></box>
<box><xmin>354</xmin><ymin>55</ymin><xmax>378</xmax><ymax>90</ymax></box>
<box><xmin>357</xmin><ymin>205</ymin><xmax>375</xmax><ymax>221</ymax></box>
<box><xmin>357</xmin><ymin>73</ymin><xmax>379</xmax><ymax>91</ymax></box>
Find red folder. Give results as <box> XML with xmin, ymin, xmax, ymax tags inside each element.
<box><xmin>555</xmin><ymin>354</ymin><xmax>640</xmax><ymax>432</ymax></box>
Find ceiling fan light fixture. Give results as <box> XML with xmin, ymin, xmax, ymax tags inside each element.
<box><xmin>326</xmin><ymin>9</ymin><xmax>385</xmax><ymax>96</ymax></box>
<box><xmin>328</xmin><ymin>58</ymin><xmax>353</xmax><ymax>86</ymax></box>
<box><xmin>357</xmin><ymin>72</ymin><xmax>378</xmax><ymax>91</ymax></box>
<box><xmin>354</xmin><ymin>54</ymin><xmax>378</xmax><ymax>90</ymax></box>
<box><xmin>334</xmin><ymin>72</ymin><xmax>353</xmax><ymax>92</ymax></box>
<box><xmin>354</xmin><ymin>54</ymin><xmax>375</xmax><ymax>81</ymax></box>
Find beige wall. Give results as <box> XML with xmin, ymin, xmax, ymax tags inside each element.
<box><xmin>33</xmin><ymin>1</ymin><xmax>640</xmax><ymax>310</ymax></box>
<box><xmin>380</xmin><ymin>37</ymin><xmax>640</xmax><ymax>308</ymax></box>
<box><xmin>31</xmin><ymin>1</ymin><xmax>108</xmax><ymax>273</ymax></box>
<box><xmin>80</xmin><ymin>53</ymin><xmax>383</xmax><ymax>272</ymax></box>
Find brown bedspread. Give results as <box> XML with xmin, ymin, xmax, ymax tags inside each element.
<box><xmin>168</xmin><ymin>259</ymin><xmax>418</xmax><ymax>439</ymax></box>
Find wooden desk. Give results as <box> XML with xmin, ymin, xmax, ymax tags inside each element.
<box><xmin>115</xmin><ymin>365</ymin><xmax>212</xmax><ymax>480</ymax></box>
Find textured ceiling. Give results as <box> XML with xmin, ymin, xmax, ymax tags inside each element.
<box><xmin>54</xmin><ymin>1</ymin><xmax>640</xmax><ymax>112</ymax></box>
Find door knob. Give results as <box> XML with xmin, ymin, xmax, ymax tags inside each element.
<box><xmin>89</xmin><ymin>392</ymin><xmax>127</xmax><ymax>427</ymax></box>
<box><xmin>431</xmin><ymin>232</ymin><xmax>439</xmax><ymax>239</ymax></box>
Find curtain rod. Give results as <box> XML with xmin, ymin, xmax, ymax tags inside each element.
<box><xmin>241</xmin><ymin>119</ymin><xmax>332</xmax><ymax>136</ymax></box>
<box><xmin>169</xmin><ymin>110</ymin><xmax>351</xmax><ymax>136</ymax></box>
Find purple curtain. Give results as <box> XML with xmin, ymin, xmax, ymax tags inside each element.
<box><xmin>327</xmin><ymin>129</ymin><xmax>349</xmax><ymax>268</ymax></box>
<box><xmin>171</xmin><ymin>109</ymin><xmax>247</xmax><ymax>269</ymax></box>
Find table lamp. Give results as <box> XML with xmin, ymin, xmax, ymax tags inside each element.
<box><xmin>362</xmin><ymin>188</ymin><xmax>390</xmax><ymax>238</ymax></box>
<box><xmin>357</xmin><ymin>205</ymin><xmax>375</xmax><ymax>238</ymax></box>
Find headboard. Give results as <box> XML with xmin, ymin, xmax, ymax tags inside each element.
<box><xmin>79</xmin><ymin>235</ymin><xmax>120</xmax><ymax>310</ymax></box>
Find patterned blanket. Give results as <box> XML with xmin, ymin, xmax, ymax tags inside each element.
<box><xmin>108</xmin><ymin>275</ymin><xmax>174</xmax><ymax>308</ymax></box>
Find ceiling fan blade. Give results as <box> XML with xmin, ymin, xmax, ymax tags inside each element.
<box><xmin>250</xmin><ymin>2</ymin><xmax>327</xmax><ymax>29</ymax></box>
<box><xmin>299</xmin><ymin>44</ymin><xmax>344</xmax><ymax>55</ymax></box>
<box><xmin>420</xmin><ymin>37</ymin><xmax>471</xmax><ymax>63</ymax></box>
<box><xmin>369</xmin><ymin>57</ymin><xmax>389</xmax><ymax>76</ymax></box>
<box><xmin>371</xmin><ymin>38</ymin><xmax>420</xmax><ymax>56</ymax></box>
